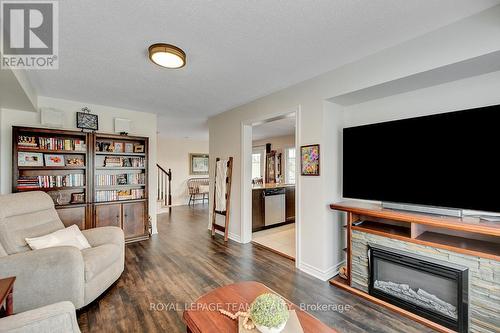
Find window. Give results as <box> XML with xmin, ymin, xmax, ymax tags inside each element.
<box><xmin>252</xmin><ymin>146</ymin><xmax>266</xmax><ymax>180</ymax></box>
<box><xmin>285</xmin><ymin>147</ymin><xmax>296</xmax><ymax>184</ymax></box>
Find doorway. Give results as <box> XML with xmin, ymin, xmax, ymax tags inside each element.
<box><xmin>243</xmin><ymin>111</ymin><xmax>299</xmax><ymax>261</ymax></box>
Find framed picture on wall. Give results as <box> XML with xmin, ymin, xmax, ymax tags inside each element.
<box><xmin>189</xmin><ymin>153</ymin><xmax>209</xmax><ymax>175</ymax></box>
<box><xmin>300</xmin><ymin>144</ymin><xmax>320</xmax><ymax>176</ymax></box>
<box><xmin>76</xmin><ymin>111</ymin><xmax>98</xmax><ymax>131</ymax></box>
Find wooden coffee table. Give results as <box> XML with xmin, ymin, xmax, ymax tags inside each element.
<box><xmin>0</xmin><ymin>276</ymin><xmax>15</xmax><ymax>317</ymax></box>
<box><xmin>183</xmin><ymin>281</ymin><xmax>337</xmax><ymax>333</ymax></box>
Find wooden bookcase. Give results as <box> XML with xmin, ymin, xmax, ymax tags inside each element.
<box><xmin>12</xmin><ymin>127</ymin><xmax>149</xmax><ymax>243</ymax></box>
<box><xmin>92</xmin><ymin>133</ymin><xmax>149</xmax><ymax>242</ymax></box>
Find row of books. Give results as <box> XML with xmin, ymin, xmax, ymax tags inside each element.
<box><xmin>18</xmin><ymin>136</ymin><xmax>86</xmax><ymax>151</ymax></box>
<box><xmin>95</xmin><ymin>189</ymin><xmax>144</xmax><ymax>202</ymax></box>
<box><xmin>103</xmin><ymin>157</ymin><xmax>145</xmax><ymax>168</ymax></box>
<box><xmin>95</xmin><ymin>173</ymin><xmax>146</xmax><ymax>186</ymax></box>
<box><xmin>17</xmin><ymin>174</ymin><xmax>85</xmax><ymax>189</ymax></box>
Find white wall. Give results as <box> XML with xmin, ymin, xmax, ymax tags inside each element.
<box><xmin>157</xmin><ymin>136</ymin><xmax>209</xmax><ymax>206</ymax></box>
<box><xmin>253</xmin><ymin>134</ymin><xmax>295</xmax><ymax>152</ymax></box>
<box><xmin>0</xmin><ymin>96</ymin><xmax>159</xmax><ymax>233</ymax></box>
<box><xmin>208</xmin><ymin>6</ymin><xmax>500</xmax><ymax>281</ymax></box>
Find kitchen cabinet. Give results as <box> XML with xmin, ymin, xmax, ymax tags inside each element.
<box><xmin>252</xmin><ymin>188</ymin><xmax>265</xmax><ymax>231</ymax></box>
<box><xmin>285</xmin><ymin>186</ymin><xmax>295</xmax><ymax>221</ymax></box>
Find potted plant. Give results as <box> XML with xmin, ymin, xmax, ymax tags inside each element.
<box><xmin>250</xmin><ymin>293</ymin><xmax>289</xmax><ymax>333</ymax></box>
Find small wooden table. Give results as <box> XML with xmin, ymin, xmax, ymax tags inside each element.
<box><xmin>0</xmin><ymin>276</ymin><xmax>15</xmax><ymax>317</ymax></box>
<box><xmin>183</xmin><ymin>281</ymin><xmax>337</xmax><ymax>333</ymax></box>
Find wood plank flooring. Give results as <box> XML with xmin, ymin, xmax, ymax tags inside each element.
<box><xmin>77</xmin><ymin>205</ymin><xmax>434</xmax><ymax>333</ymax></box>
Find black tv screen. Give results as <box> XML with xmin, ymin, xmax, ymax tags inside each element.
<box><xmin>343</xmin><ymin>104</ymin><xmax>500</xmax><ymax>213</ymax></box>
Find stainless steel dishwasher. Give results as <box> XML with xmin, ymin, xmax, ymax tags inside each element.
<box><xmin>264</xmin><ymin>188</ymin><xmax>286</xmax><ymax>226</ymax></box>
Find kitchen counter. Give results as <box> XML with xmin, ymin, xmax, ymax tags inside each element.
<box><xmin>252</xmin><ymin>183</ymin><xmax>295</xmax><ymax>190</ymax></box>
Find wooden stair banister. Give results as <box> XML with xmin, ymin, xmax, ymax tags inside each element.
<box><xmin>156</xmin><ymin>164</ymin><xmax>172</xmax><ymax>213</ymax></box>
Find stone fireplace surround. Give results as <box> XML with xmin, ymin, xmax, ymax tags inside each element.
<box><xmin>351</xmin><ymin>230</ymin><xmax>500</xmax><ymax>333</ymax></box>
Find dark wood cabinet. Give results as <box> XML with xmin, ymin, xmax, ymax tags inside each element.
<box><xmin>95</xmin><ymin>203</ymin><xmax>121</xmax><ymax>228</ymax></box>
<box><xmin>252</xmin><ymin>189</ymin><xmax>265</xmax><ymax>232</ymax></box>
<box><xmin>285</xmin><ymin>186</ymin><xmax>295</xmax><ymax>221</ymax></box>
<box><xmin>57</xmin><ymin>205</ymin><xmax>87</xmax><ymax>229</ymax></box>
<box><xmin>123</xmin><ymin>201</ymin><xmax>147</xmax><ymax>239</ymax></box>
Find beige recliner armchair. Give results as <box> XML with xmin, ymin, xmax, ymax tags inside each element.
<box><xmin>0</xmin><ymin>191</ymin><xmax>124</xmax><ymax>313</ymax></box>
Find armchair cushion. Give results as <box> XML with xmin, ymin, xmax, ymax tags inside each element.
<box><xmin>0</xmin><ymin>246</ymin><xmax>85</xmax><ymax>313</ymax></box>
<box><xmin>0</xmin><ymin>242</ymin><xmax>6</xmax><ymax>257</ymax></box>
<box><xmin>0</xmin><ymin>301</ymin><xmax>81</xmax><ymax>333</ymax></box>
<box><xmin>82</xmin><ymin>226</ymin><xmax>124</xmax><ymax>247</ymax></box>
<box><xmin>0</xmin><ymin>192</ymin><xmax>64</xmax><ymax>254</ymax></box>
<box><xmin>82</xmin><ymin>244</ymin><xmax>121</xmax><ymax>281</ymax></box>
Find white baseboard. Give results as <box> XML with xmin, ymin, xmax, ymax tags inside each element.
<box><xmin>211</xmin><ymin>228</ymin><xmax>242</xmax><ymax>243</ymax></box>
<box><xmin>298</xmin><ymin>260</ymin><xmax>345</xmax><ymax>281</ymax></box>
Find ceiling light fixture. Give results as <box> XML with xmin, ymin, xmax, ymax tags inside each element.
<box><xmin>148</xmin><ymin>43</ymin><xmax>186</xmax><ymax>69</ymax></box>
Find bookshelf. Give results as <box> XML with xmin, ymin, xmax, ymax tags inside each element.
<box><xmin>12</xmin><ymin>127</ymin><xmax>149</xmax><ymax>243</ymax></box>
<box><xmin>92</xmin><ymin>133</ymin><xmax>149</xmax><ymax>242</ymax></box>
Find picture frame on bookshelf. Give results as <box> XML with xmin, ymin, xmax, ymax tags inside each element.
<box><xmin>116</xmin><ymin>174</ymin><xmax>128</xmax><ymax>185</ymax></box>
<box><xmin>133</xmin><ymin>144</ymin><xmax>145</xmax><ymax>153</ymax></box>
<box><xmin>18</xmin><ymin>152</ymin><xmax>44</xmax><ymax>166</ymax></box>
<box><xmin>70</xmin><ymin>193</ymin><xmax>85</xmax><ymax>204</ymax></box>
<box><xmin>114</xmin><ymin>142</ymin><xmax>124</xmax><ymax>153</ymax></box>
<box><xmin>65</xmin><ymin>156</ymin><xmax>85</xmax><ymax>167</ymax></box>
<box><xmin>44</xmin><ymin>154</ymin><xmax>65</xmax><ymax>167</ymax></box>
<box><xmin>124</xmin><ymin>143</ymin><xmax>134</xmax><ymax>153</ymax></box>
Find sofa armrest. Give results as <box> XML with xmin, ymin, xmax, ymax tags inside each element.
<box><xmin>0</xmin><ymin>301</ymin><xmax>81</xmax><ymax>333</ymax></box>
<box><xmin>82</xmin><ymin>227</ymin><xmax>124</xmax><ymax>247</ymax></box>
<box><xmin>0</xmin><ymin>247</ymin><xmax>85</xmax><ymax>313</ymax></box>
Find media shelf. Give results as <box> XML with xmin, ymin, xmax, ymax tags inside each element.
<box><xmin>12</xmin><ymin>126</ymin><xmax>150</xmax><ymax>243</ymax></box>
<box><xmin>329</xmin><ymin>200</ymin><xmax>500</xmax><ymax>333</ymax></box>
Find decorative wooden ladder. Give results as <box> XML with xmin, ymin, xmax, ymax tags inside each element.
<box><xmin>211</xmin><ymin>157</ymin><xmax>233</xmax><ymax>242</ymax></box>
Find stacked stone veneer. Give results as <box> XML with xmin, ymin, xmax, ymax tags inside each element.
<box><xmin>351</xmin><ymin>230</ymin><xmax>500</xmax><ymax>333</ymax></box>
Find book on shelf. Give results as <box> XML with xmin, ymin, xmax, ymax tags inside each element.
<box><xmin>95</xmin><ymin>173</ymin><xmax>145</xmax><ymax>186</ymax></box>
<box><xmin>103</xmin><ymin>156</ymin><xmax>145</xmax><ymax>168</ymax></box>
<box><xmin>95</xmin><ymin>189</ymin><xmax>144</xmax><ymax>202</ymax></box>
<box><xmin>17</xmin><ymin>174</ymin><xmax>85</xmax><ymax>189</ymax></box>
<box><xmin>19</xmin><ymin>137</ymin><xmax>87</xmax><ymax>151</ymax></box>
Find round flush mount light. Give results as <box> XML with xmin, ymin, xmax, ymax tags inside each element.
<box><xmin>148</xmin><ymin>43</ymin><xmax>186</xmax><ymax>69</ymax></box>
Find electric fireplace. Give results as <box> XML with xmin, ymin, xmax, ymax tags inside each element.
<box><xmin>368</xmin><ymin>244</ymin><xmax>468</xmax><ymax>332</ymax></box>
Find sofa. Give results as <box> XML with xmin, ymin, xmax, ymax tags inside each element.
<box><xmin>0</xmin><ymin>301</ymin><xmax>81</xmax><ymax>333</ymax></box>
<box><xmin>0</xmin><ymin>191</ymin><xmax>124</xmax><ymax>313</ymax></box>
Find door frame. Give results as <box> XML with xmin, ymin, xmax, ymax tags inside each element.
<box><xmin>240</xmin><ymin>105</ymin><xmax>301</xmax><ymax>267</ymax></box>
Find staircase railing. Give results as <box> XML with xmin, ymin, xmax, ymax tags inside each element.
<box><xmin>157</xmin><ymin>164</ymin><xmax>172</xmax><ymax>213</ymax></box>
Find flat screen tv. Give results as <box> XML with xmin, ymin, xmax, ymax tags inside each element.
<box><xmin>343</xmin><ymin>104</ymin><xmax>500</xmax><ymax>213</ymax></box>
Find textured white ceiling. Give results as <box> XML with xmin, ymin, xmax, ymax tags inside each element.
<box><xmin>25</xmin><ymin>0</ymin><xmax>500</xmax><ymax>137</ymax></box>
<box><xmin>252</xmin><ymin>117</ymin><xmax>296</xmax><ymax>141</ymax></box>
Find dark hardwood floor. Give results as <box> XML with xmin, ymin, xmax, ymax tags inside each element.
<box><xmin>77</xmin><ymin>205</ymin><xmax>433</xmax><ymax>333</ymax></box>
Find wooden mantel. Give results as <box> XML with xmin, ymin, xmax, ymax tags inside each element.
<box><xmin>331</xmin><ymin>200</ymin><xmax>500</xmax><ymax>237</ymax></box>
<box><xmin>329</xmin><ymin>200</ymin><xmax>500</xmax><ymax>333</ymax></box>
